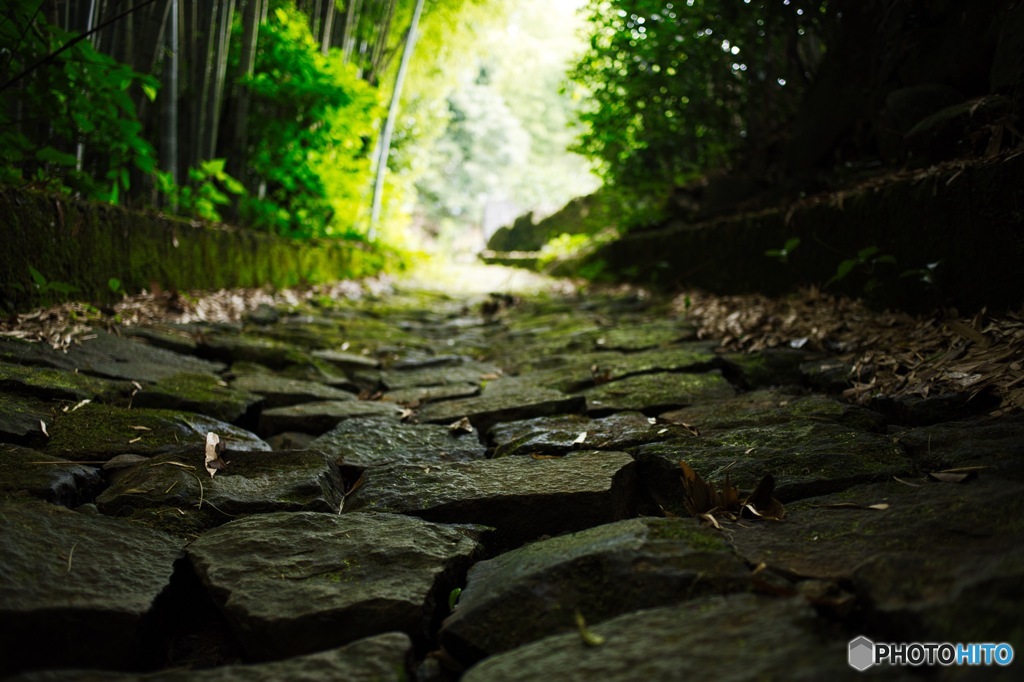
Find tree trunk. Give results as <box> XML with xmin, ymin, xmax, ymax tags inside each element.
<box><xmin>203</xmin><ymin>0</ymin><xmax>235</xmax><ymax>159</ymax></box>
<box><xmin>368</xmin><ymin>0</ymin><xmax>398</xmax><ymax>86</ymax></box>
<box><xmin>320</xmin><ymin>0</ymin><xmax>336</xmax><ymax>54</ymax></box>
<box><xmin>160</xmin><ymin>0</ymin><xmax>180</xmax><ymax>198</ymax></box>
<box><xmin>369</xmin><ymin>0</ymin><xmax>425</xmax><ymax>239</ymax></box>
<box><xmin>226</xmin><ymin>0</ymin><xmax>265</xmax><ymax>184</ymax></box>
<box><xmin>342</xmin><ymin>0</ymin><xmax>362</xmax><ymax>64</ymax></box>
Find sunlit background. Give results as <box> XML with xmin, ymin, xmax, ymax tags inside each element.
<box><xmin>400</xmin><ymin>0</ymin><xmax>600</xmax><ymax>257</ymax></box>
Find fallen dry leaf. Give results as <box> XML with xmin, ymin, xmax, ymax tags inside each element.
<box><xmin>680</xmin><ymin>460</ymin><xmax>740</xmax><ymax>517</ymax></box>
<box><xmin>742</xmin><ymin>474</ymin><xmax>785</xmax><ymax>520</ymax></box>
<box><xmin>680</xmin><ymin>462</ymin><xmax>785</xmax><ymax>522</ymax></box>
<box><xmin>677</xmin><ymin>422</ymin><xmax>701</xmax><ymax>437</ymax></box>
<box><xmin>204</xmin><ymin>432</ymin><xmax>229</xmax><ymax>478</ymax></box>
<box><xmin>448</xmin><ymin>417</ymin><xmax>474</xmax><ymax>433</ymax></box>
<box><xmin>68</xmin><ymin>399</ymin><xmax>90</xmax><ymax>412</ymax></box>
<box><xmin>589</xmin><ymin>365</ymin><xmax>612</xmax><ymax>385</ymax></box>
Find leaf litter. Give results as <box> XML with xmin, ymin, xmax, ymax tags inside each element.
<box><xmin>0</xmin><ymin>277</ymin><xmax>391</xmax><ymax>352</ymax></box>
<box><xmin>674</xmin><ymin>288</ymin><xmax>1024</xmax><ymax>415</ymax></box>
<box><xmin>679</xmin><ymin>460</ymin><xmax>785</xmax><ymax>525</ymax></box>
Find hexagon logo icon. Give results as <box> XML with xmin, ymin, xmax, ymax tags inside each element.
<box><xmin>849</xmin><ymin>636</ymin><xmax>875</xmax><ymax>671</ymax></box>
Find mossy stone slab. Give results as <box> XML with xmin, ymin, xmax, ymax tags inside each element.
<box><xmin>345</xmin><ymin>450</ymin><xmax>636</xmax><ymax>547</ymax></box>
<box><xmin>42</xmin><ymin>403</ymin><xmax>269</xmax><ymax>461</ymax></box>
<box><xmin>131</xmin><ymin>372</ymin><xmax>261</xmax><ymax>423</ymax></box>
<box><xmin>490</xmin><ymin>411</ymin><xmax>689</xmax><ymax>457</ymax></box>
<box><xmin>730</xmin><ymin>477</ymin><xmax>1024</xmax><ymax>645</ymax></box>
<box><xmin>633</xmin><ymin>419</ymin><xmax>911</xmax><ymax>514</ymax></box>
<box><xmin>96</xmin><ymin>449</ymin><xmax>346</xmax><ymax>537</ymax></box>
<box><xmin>0</xmin><ymin>362</ymin><xmax>130</xmax><ymax>403</ymax></box>
<box><xmin>416</xmin><ymin>379</ymin><xmax>586</xmax><ymax>433</ymax></box>
<box><xmin>311</xmin><ymin>416</ymin><xmax>486</xmax><ymax>467</ymax></box>
<box><xmin>441</xmin><ymin>517</ymin><xmax>749</xmax><ymax>662</ymax></box>
<box><xmin>0</xmin><ymin>444</ymin><xmax>102</xmax><ymax>506</ymax></box>
<box><xmin>0</xmin><ymin>391</ymin><xmax>52</xmax><ymax>446</ymax></box>
<box><xmin>462</xmin><ymin>594</ymin><xmax>853</xmax><ymax>682</ymax></box>
<box><xmin>1</xmin><ymin>331</ymin><xmax>226</xmax><ymax>382</ymax></box>
<box><xmin>0</xmin><ymin>500</ymin><xmax>182</xmax><ymax>674</ymax></box>
<box><xmin>230</xmin><ymin>371</ymin><xmax>357</xmax><ymax>409</ymax></box>
<box><xmin>585</xmin><ymin>371</ymin><xmax>734</xmax><ymax>413</ymax></box>
<box><xmin>258</xmin><ymin>400</ymin><xmax>404</xmax><ymax>436</ymax></box>
<box><xmin>186</xmin><ymin>511</ymin><xmax>484</xmax><ymax>660</ymax></box>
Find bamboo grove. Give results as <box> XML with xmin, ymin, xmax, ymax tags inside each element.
<box><xmin>0</xmin><ymin>0</ymin><xmax>502</xmax><ymax>239</ymax></box>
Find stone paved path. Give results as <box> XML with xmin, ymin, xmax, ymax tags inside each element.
<box><xmin>1</xmin><ymin>275</ymin><xmax>1021</xmax><ymax>680</ymax></box>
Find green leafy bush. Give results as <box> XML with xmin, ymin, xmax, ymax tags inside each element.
<box><xmin>570</xmin><ymin>0</ymin><xmax>825</xmax><ymax>194</ymax></box>
<box><xmin>157</xmin><ymin>159</ymin><xmax>247</xmax><ymax>224</ymax></box>
<box><xmin>0</xmin><ymin>0</ymin><xmax>158</xmax><ymax>201</ymax></box>
<box><xmin>238</xmin><ymin>4</ymin><xmax>381</xmax><ymax>238</ymax></box>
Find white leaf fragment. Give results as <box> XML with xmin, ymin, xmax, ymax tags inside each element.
<box><xmin>448</xmin><ymin>416</ymin><xmax>474</xmax><ymax>433</ymax></box>
<box><xmin>204</xmin><ymin>432</ymin><xmax>229</xmax><ymax>478</ymax></box>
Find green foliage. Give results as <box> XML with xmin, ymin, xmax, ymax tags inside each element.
<box><xmin>0</xmin><ymin>1</ymin><xmax>158</xmax><ymax>201</ymax></box>
<box><xmin>238</xmin><ymin>3</ymin><xmax>380</xmax><ymax>238</ymax></box>
<box><xmin>537</xmin><ymin>229</ymin><xmax>618</xmax><ymax>274</ymax></box>
<box><xmin>27</xmin><ymin>265</ymin><xmax>78</xmax><ymax>305</ymax></box>
<box><xmin>901</xmin><ymin>261</ymin><xmax>942</xmax><ymax>288</ymax></box>
<box><xmin>826</xmin><ymin>246</ymin><xmax>897</xmax><ymax>288</ymax></box>
<box><xmin>765</xmin><ymin>237</ymin><xmax>801</xmax><ymax>264</ymax></box>
<box><xmin>157</xmin><ymin>159</ymin><xmax>247</xmax><ymax>224</ymax></box>
<box><xmin>570</xmin><ymin>0</ymin><xmax>825</xmax><ymax>193</ymax></box>
<box><xmin>448</xmin><ymin>587</ymin><xmax>462</xmax><ymax>611</ymax></box>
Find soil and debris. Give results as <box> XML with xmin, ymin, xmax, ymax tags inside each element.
<box><xmin>676</xmin><ymin>287</ymin><xmax>1024</xmax><ymax>414</ymax></box>
<box><xmin>0</xmin><ymin>278</ymin><xmax>392</xmax><ymax>350</ymax></box>
<box><xmin>2</xmin><ymin>276</ymin><xmax>1021</xmax><ymax>415</ymax></box>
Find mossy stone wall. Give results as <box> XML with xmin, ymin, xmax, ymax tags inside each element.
<box><xmin>587</xmin><ymin>155</ymin><xmax>1024</xmax><ymax>313</ymax></box>
<box><xmin>0</xmin><ymin>188</ymin><xmax>384</xmax><ymax>314</ymax></box>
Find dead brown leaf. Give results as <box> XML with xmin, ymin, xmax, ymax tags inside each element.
<box><xmin>204</xmin><ymin>432</ymin><xmax>229</xmax><ymax>478</ymax></box>
<box><xmin>448</xmin><ymin>417</ymin><xmax>474</xmax><ymax>434</ymax></box>
<box><xmin>679</xmin><ymin>460</ymin><xmax>740</xmax><ymax>517</ymax></box>
<box><xmin>590</xmin><ymin>364</ymin><xmax>613</xmax><ymax>385</ymax></box>
<box><xmin>742</xmin><ymin>474</ymin><xmax>785</xmax><ymax>520</ymax></box>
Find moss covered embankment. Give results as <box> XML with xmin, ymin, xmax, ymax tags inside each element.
<box><xmin>0</xmin><ymin>188</ymin><xmax>386</xmax><ymax>315</ymax></box>
<box><xmin>586</xmin><ymin>154</ymin><xmax>1024</xmax><ymax>313</ymax></box>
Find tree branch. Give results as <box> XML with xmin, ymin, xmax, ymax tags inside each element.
<box><xmin>0</xmin><ymin>0</ymin><xmax>162</xmax><ymax>93</ymax></box>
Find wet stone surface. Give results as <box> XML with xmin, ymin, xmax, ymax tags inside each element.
<box><xmin>0</xmin><ymin>281</ymin><xmax>1021</xmax><ymax>680</ymax></box>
